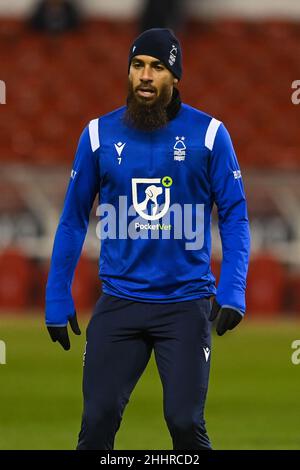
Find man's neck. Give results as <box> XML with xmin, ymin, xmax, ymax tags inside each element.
<box><xmin>166</xmin><ymin>87</ymin><xmax>181</xmax><ymax>121</ymax></box>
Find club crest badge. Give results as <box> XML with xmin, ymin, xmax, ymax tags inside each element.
<box><xmin>173</xmin><ymin>136</ymin><xmax>186</xmax><ymax>161</ymax></box>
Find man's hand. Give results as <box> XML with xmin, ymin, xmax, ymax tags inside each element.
<box><xmin>47</xmin><ymin>312</ymin><xmax>81</xmax><ymax>350</ymax></box>
<box><xmin>209</xmin><ymin>299</ymin><xmax>243</xmax><ymax>336</ymax></box>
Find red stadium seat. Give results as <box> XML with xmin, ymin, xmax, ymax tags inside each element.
<box><xmin>71</xmin><ymin>254</ymin><xmax>99</xmax><ymax>313</ymax></box>
<box><xmin>0</xmin><ymin>248</ymin><xmax>35</xmax><ymax>310</ymax></box>
<box><xmin>246</xmin><ymin>253</ymin><xmax>286</xmax><ymax>316</ymax></box>
<box><xmin>35</xmin><ymin>258</ymin><xmax>102</xmax><ymax>314</ymax></box>
<box><xmin>1</xmin><ymin>19</ymin><xmax>299</xmax><ymax>168</ymax></box>
<box><xmin>284</xmin><ymin>271</ymin><xmax>300</xmax><ymax>315</ymax></box>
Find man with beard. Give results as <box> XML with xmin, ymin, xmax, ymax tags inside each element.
<box><xmin>46</xmin><ymin>29</ymin><xmax>250</xmax><ymax>450</ymax></box>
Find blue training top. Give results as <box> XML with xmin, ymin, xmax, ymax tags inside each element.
<box><xmin>45</xmin><ymin>103</ymin><xmax>251</xmax><ymax>326</ymax></box>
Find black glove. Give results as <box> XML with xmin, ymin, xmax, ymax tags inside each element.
<box><xmin>47</xmin><ymin>312</ymin><xmax>81</xmax><ymax>350</ymax></box>
<box><xmin>209</xmin><ymin>299</ymin><xmax>243</xmax><ymax>336</ymax></box>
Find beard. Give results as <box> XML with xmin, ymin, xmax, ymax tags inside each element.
<box><xmin>123</xmin><ymin>80</ymin><xmax>172</xmax><ymax>132</ymax></box>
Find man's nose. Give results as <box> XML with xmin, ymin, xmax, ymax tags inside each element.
<box><xmin>140</xmin><ymin>65</ymin><xmax>153</xmax><ymax>81</ymax></box>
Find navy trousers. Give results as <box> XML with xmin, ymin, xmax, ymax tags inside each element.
<box><xmin>76</xmin><ymin>293</ymin><xmax>212</xmax><ymax>450</ymax></box>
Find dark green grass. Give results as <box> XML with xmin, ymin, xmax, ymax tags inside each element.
<box><xmin>0</xmin><ymin>314</ymin><xmax>299</xmax><ymax>449</ymax></box>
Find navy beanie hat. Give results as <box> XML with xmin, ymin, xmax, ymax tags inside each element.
<box><xmin>128</xmin><ymin>28</ymin><xmax>182</xmax><ymax>80</ymax></box>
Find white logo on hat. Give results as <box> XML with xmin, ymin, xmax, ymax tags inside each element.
<box><xmin>169</xmin><ymin>45</ymin><xmax>177</xmax><ymax>66</ymax></box>
<box><xmin>132</xmin><ymin>46</ymin><xmax>136</xmax><ymax>52</ymax></box>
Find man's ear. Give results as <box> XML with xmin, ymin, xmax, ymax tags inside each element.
<box><xmin>173</xmin><ymin>78</ymin><xmax>179</xmax><ymax>85</ymax></box>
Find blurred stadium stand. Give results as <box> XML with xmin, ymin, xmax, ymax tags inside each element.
<box><xmin>1</xmin><ymin>1</ymin><xmax>300</xmax><ymax>315</ymax></box>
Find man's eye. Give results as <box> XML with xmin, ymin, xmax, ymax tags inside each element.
<box><xmin>155</xmin><ymin>65</ymin><xmax>164</xmax><ymax>70</ymax></box>
<box><xmin>133</xmin><ymin>63</ymin><xmax>142</xmax><ymax>68</ymax></box>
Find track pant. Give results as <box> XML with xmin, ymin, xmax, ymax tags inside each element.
<box><xmin>76</xmin><ymin>293</ymin><xmax>212</xmax><ymax>450</ymax></box>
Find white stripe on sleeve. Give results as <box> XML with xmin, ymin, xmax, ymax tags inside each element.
<box><xmin>205</xmin><ymin>118</ymin><xmax>221</xmax><ymax>151</ymax></box>
<box><xmin>88</xmin><ymin>118</ymin><xmax>100</xmax><ymax>152</ymax></box>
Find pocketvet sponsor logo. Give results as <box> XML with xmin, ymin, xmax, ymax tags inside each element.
<box><xmin>132</xmin><ymin>177</ymin><xmax>172</xmax><ymax>221</ymax></box>
<box><xmin>135</xmin><ymin>222</ymin><xmax>171</xmax><ymax>231</ymax></box>
<box><xmin>96</xmin><ymin>174</ymin><xmax>205</xmax><ymax>250</ymax></box>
